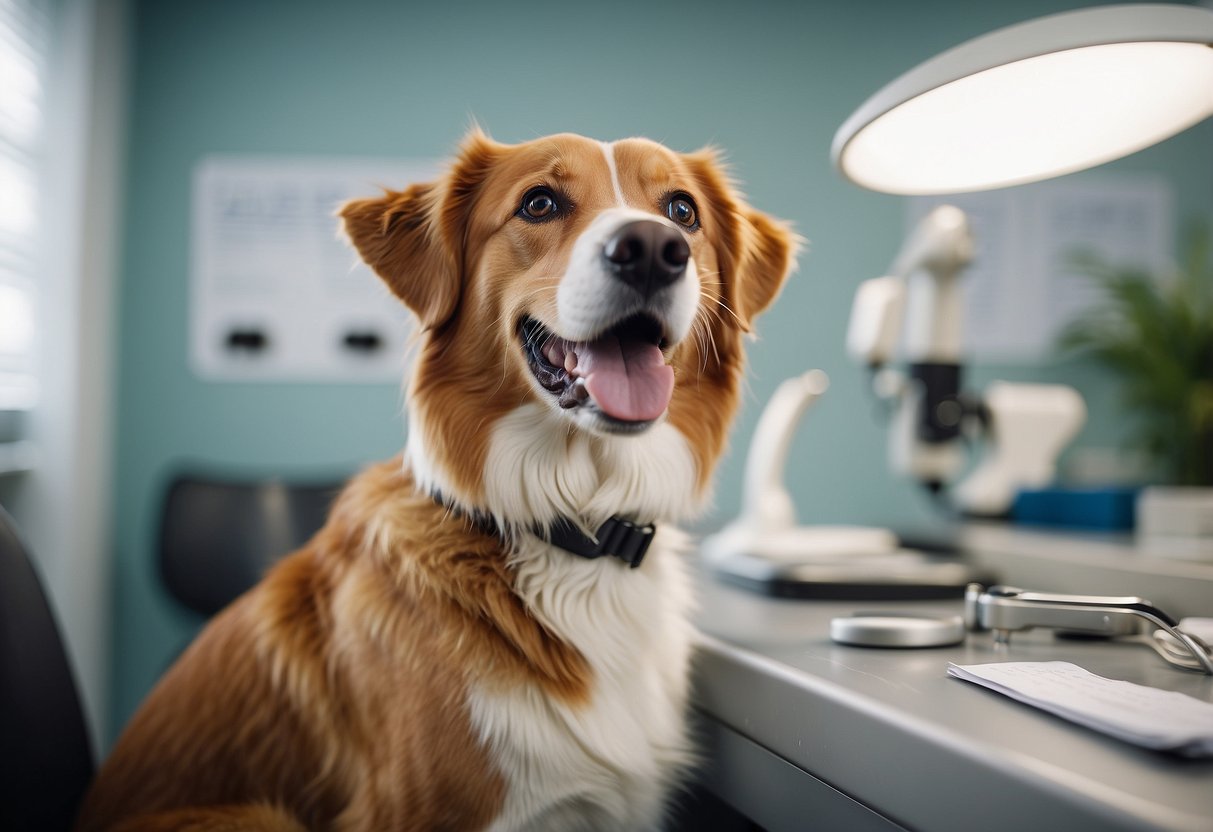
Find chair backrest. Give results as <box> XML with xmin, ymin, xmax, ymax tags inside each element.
<box><xmin>158</xmin><ymin>475</ymin><xmax>344</xmax><ymax>617</ymax></box>
<box><xmin>0</xmin><ymin>505</ymin><xmax>94</xmax><ymax>832</ymax></box>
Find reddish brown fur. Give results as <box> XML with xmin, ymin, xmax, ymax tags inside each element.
<box><xmin>77</xmin><ymin>463</ymin><xmax>598</xmax><ymax>830</ymax></box>
<box><xmin>78</xmin><ymin>131</ymin><xmax>795</xmax><ymax>830</ymax></box>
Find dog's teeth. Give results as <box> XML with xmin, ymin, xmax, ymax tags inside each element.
<box><xmin>564</xmin><ymin>350</ymin><xmax>578</xmax><ymax>374</ymax></box>
<box><xmin>545</xmin><ymin>340</ymin><xmax>565</xmax><ymax>368</ymax></box>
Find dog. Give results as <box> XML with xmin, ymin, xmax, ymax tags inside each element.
<box><xmin>76</xmin><ymin>130</ymin><xmax>796</xmax><ymax>831</ymax></box>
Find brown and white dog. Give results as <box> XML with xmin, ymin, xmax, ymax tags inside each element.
<box><xmin>77</xmin><ymin>130</ymin><xmax>796</xmax><ymax>831</ymax></box>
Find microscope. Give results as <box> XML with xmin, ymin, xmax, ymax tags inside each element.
<box><xmin>848</xmin><ymin>205</ymin><xmax>1086</xmax><ymax>516</ymax></box>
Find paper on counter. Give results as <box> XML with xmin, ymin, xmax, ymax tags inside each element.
<box><xmin>947</xmin><ymin>661</ymin><xmax>1213</xmax><ymax>757</ymax></box>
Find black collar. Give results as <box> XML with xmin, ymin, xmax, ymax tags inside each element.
<box><xmin>545</xmin><ymin>515</ymin><xmax>655</xmax><ymax>569</ymax></box>
<box><xmin>433</xmin><ymin>492</ymin><xmax>655</xmax><ymax>569</ymax></box>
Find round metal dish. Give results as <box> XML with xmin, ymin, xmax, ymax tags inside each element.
<box><xmin>831</xmin><ymin>613</ymin><xmax>966</xmax><ymax>648</ymax></box>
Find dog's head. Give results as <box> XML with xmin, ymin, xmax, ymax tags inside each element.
<box><xmin>342</xmin><ymin>130</ymin><xmax>797</xmax><ymax>528</ymax></box>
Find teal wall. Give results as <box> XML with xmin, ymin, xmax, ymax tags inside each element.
<box><xmin>109</xmin><ymin>0</ymin><xmax>1213</xmax><ymax>744</ymax></box>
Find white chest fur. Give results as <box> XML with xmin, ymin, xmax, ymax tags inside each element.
<box><xmin>407</xmin><ymin>403</ymin><xmax>704</xmax><ymax>830</ymax></box>
<box><xmin>408</xmin><ymin>403</ymin><xmax>705</xmax><ymax>533</ymax></box>
<box><xmin>469</xmin><ymin>528</ymin><xmax>696</xmax><ymax>832</ymax></box>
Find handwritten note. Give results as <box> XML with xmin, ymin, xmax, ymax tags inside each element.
<box><xmin>947</xmin><ymin>661</ymin><xmax>1213</xmax><ymax>756</ymax></box>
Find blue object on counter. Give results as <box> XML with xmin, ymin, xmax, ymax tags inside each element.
<box><xmin>1011</xmin><ymin>487</ymin><xmax>1139</xmax><ymax>531</ymax></box>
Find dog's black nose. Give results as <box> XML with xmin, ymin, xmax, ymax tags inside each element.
<box><xmin>603</xmin><ymin>220</ymin><xmax>690</xmax><ymax>297</ymax></box>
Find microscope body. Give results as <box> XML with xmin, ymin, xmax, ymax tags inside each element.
<box><xmin>848</xmin><ymin>205</ymin><xmax>1085</xmax><ymax>515</ymax></box>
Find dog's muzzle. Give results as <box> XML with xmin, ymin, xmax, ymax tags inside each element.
<box><xmin>534</xmin><ymin>211</ymin><xmax>698</xmax><ymax>431</ymax></box>
<box><xmin>603</xmin><ymin>220</ymin><xmax>690</xmax><ymax>300</ymax></box>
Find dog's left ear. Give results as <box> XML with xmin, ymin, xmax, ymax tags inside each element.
<box><xmin>732</xmin><ymin>207</ymin><xmax>799</xmax><ymax>332</ymax></box>
<box><xmin>687</xmin><ymin>149</ymin><xmax>800</xmax><ymax>332</ymax></box>
<box><xmin>340</xmin><ymin>129</ymin><xmax>502</xmax><ymax>329</ymax></box>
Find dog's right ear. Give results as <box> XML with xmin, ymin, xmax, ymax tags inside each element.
<box><xmin>340</xmin><ymin>183</ymin><xmax>458</xmax><ymax>329</ymax></box>
<box><xmin>340</xmin><ymin>130</ymin><xmax>502</xmax><ymax>329</ymax></box>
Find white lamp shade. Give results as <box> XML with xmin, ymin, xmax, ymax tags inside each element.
<box><xmin>833</xmin><ymin>4</ymin><xmax>1213</xmax><ymax>195</ymax></box>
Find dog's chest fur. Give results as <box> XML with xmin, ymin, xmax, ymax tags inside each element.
<box><xmin>409</xmin><ymin>403</ymin><xmax>702</xmax><ymax>830</ymax></box>
<box><xmin>470</xmin><ymin>532</ymin><xmax>695</xmax><ymax>831</ymax></box>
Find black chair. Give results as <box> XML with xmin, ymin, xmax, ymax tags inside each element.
<box><xmin>0</xmin><ymin>505</ymin><xmax>94</xmax><ymax>831</ymax></box>
<box><xmin>158</xmin><ymin>474</ymin><xmax>345</xmax><ymax>617</ymax></box>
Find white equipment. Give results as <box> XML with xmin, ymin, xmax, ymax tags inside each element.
<box><xmin>703</xmin><ymin>207</ymin><xmax>1085</xmax><ymax>592</ymax></box>
<box><xmin>848</xmin><ymin>206</ymin><xmax>1086</xmax><ymax>515</ymax></box>
<box><xmin>700</xmin><ymin>367</ymin><xmax>978</xmax><ymax>598</ymax></box>
<box><xmin>701</xmin><ymin>370</ymin><xmax>900</xmax><ymax>566</ymax></box>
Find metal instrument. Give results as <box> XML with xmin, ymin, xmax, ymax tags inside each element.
<box><xmin>964</xmin><ymin>584</ymin><xmax>1213</xmax><ymax>674</ymax></box>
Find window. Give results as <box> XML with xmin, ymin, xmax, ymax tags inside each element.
<box><xmin>0</xmin><ymin>0</ymin><xmax>47</xmax><ymax>470</ymax></box>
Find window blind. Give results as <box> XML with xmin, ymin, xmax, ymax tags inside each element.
<box><xmin>0</xmin><ymin>0</ymin><xmax>47</xmax><ymax>416</ymax></box>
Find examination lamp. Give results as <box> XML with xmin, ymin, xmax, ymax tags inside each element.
<box><xmin>832</xmin><ymin>3</ymin><xmax>1213</xmax><ymax>195</ymax></box>
<box><xmin>838</xmin><ymin>3</ymin><xmax>1213</xmax><ymax>514</ymax></box>
<box><xmin>704</xmin><ymin>4</ymin><xmax>1213</xmax><ymax>597</ymax></box>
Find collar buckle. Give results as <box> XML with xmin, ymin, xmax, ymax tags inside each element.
<box><xmin>548</xmin><ymin>516</ymin><xmax>656</xmax><ymax>569</ymax></box>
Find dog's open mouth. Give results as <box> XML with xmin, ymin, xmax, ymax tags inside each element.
<box><xmin>521</xmin><ymin>315</ymin><xmax>674</xmax><ymax>428</ymax></box>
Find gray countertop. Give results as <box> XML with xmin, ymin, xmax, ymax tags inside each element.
<box><xmin>691</xmin><ymin>566</ymin><xmax>1213</xmax><ymax>832</ymax></box>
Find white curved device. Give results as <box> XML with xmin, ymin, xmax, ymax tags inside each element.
<box><xmin>701</xmin><ymin>370</ymin><xmax>900</xmax><ymax>565</ymax></box>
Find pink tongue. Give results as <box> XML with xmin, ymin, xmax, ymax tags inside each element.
<box><xmin>576</xmin><ymin>335</ymin><xmax>674</xmax><ymax>422</ymax></box>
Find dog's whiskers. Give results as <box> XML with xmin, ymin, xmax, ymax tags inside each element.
<box><xmin>692</xmin><ymin>311</ymin><xmax>721</xmax><ymax>372</ymax></box>
<box><xmin>690</xmin><ymin>319</ymin><xmax>710</xmax><ymax>379</ymax></box>
<box><xmin>487</xmin><ymin>280</ymin><xmax>561</xmax><ymax>333</ymax></box>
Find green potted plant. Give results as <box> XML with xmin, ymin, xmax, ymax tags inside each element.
<box><xmin>1059</xmin><ymin>226</ymin><xmax>1213</xmax><ymax>537</ymax></box>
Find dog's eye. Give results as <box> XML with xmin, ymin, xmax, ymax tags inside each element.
<box><xmin>519</xmin><ymin>188</ymin><xmax>559</xmax><ymax>221</ymax></box>
<box><xmin>667</xmin><ymin>194</ymin><xmax>698</xmax><ymax>229</ymax></box>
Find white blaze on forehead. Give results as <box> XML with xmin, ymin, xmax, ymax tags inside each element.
<box><xmin>599</xmin><ymin>141</ymin><xmax>626</xmax><ymax>207</ymax></box>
